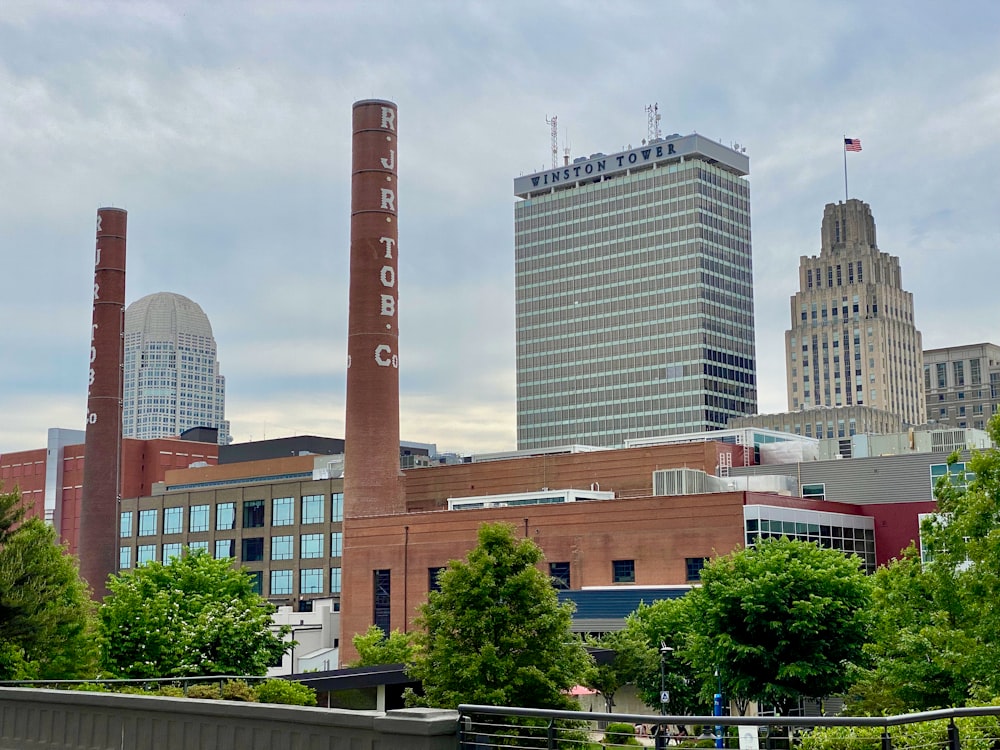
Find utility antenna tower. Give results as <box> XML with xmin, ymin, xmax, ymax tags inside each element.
<box><xmin>545</xmin><ymin>115</ymin><xmax>558</xmax><ymax>168</ymax></box>
<box><xmin>645</xmin><ymin>103</ymin><xmax>662</xmax><ymax>142</ymax></box>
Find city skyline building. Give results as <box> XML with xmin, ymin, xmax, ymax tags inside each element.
<box><xmin>514</xmin><ymin>134</ymin><xmax>757</xmax><ymax>449</ymax></box>
<box><xmin>784</xmin><ymin>199</ymin><xmax>926</xmax><ymax>428</ymax></box>
<box><xmin>923</xmin><ymin>342</ymin><xmax>1000</xmax><ymax>430</ymax></box>
<box><xmin>123</xmin><ymin>292</ymin><xmax>231</xmax><ymax>445</ymax></box>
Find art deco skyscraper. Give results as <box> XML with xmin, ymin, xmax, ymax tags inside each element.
<box><xmin>785</xmin><ymin>199</ymin><xmax>925</xmax><ymax>426</ymax></box>
<box><xmin>514</xmin><ymin>134</ymin><xmax>757</xmax><ymax>449</ymax></box>
<box><xmin>122</xmin><ymin>292</ymin><xmax>231</xmax><ymax>444</ymax></box>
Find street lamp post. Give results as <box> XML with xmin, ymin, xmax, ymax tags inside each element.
<box><xmin>656</xmin><ymin>644</ymin><xmax>674</xmax><ymax>750</ymax></box>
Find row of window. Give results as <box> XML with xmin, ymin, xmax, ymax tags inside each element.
<box><xmin>121</xmin><ymin>494</ymin><xmax>344</xmax><ymax>537</ymax></box>
<box><xmin>120</xmin><ymin>533</ymin><xmax>343</xmax><ymax>567</ymax></box>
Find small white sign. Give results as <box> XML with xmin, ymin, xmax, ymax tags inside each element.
<box><xmin>660</xmin><ymin>691</ymin><xmax>670</xmax><ymax>704</ymax></box>
<box><xmin>739</xmin><ymin>727</ymin><xmax>761</xmax><ymax>750</ymax></box>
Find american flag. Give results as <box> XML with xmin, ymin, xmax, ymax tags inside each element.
<box><xmin>844</xmin><ymin>138</ymin><xmax>862</xmax><ymax>152</ymax></box>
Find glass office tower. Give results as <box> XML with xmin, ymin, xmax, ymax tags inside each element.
<box><xmin>514</xmin><ymin>135</ymin><xmax>756</xmax><ymax>449</ymax></box>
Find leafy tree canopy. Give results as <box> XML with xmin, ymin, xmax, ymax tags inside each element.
<box><xmin>408</xmin><ymin>522</ymin><xmax>592</xmax><ymax>709</ymax></box>
<box><xmin>686</xmin><ymin>537</ymin><xmax>871</xmax><ymax>715</ymax></box>
<box><xmin>350</xmin><ymin>625</ymin><xmax>415</xmax><ymax>667</ymax></box>
<box><xmin>0</xmin><ymin>485</ymin><xmax>97</xmax><ymax>680</ymax></box>
<box><xmin>99</xmin><ymin>550</ymin><xmax>291</xmax><ymax>678</ymax></box>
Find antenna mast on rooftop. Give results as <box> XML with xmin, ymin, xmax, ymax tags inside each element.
<box><xmin>545</xmin><ymin>115</ymin><xmax>558</xmax><ymax>168</ymax></box>
<box><xmin>646</xmin><ymin>103</ymin><xmax>662</xmax><ymax>142</ymax></box>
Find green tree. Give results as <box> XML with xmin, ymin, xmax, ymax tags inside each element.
<box><xmin>0</xmin><ymin>485</ymin><xmax>97</xmax><ymax>679</ymax></box>
<box><xmin>99</xmin><ymin>550</ymin><xmax>291</xmax><ymax>678</ymax></box>
<box><xmin>846</xmin><ymin>546</ymin><xmax>978</xmax><ymax>714</ymax></box>
<box><xmin>585</xmin><ymin>628</ymin><xmax>653</xmax><ymax>713</ymax></box>
<box><xmin>686</xmin><ymin>537</ymin><xmax>871</xmax><ymax>715</ymax></box>
<box><xmin>350</xmin><ymin>625</ymin><xmax>415</xmax><ymax>667</ymax></box>
<box><xmin>408</xmin><ymin>522</ymin><xmax>592</xmax><ymax>709</ymax></box>
<box><xmin>619</xmin><ymin>595</ymin><xmax>712</xmax><ymax>715</ymax></box>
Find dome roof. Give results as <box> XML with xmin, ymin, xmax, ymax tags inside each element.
<box><xmin>124</xmin><ymin>292</ymin><xmax>214</xmax><ymax>340</ymax></box>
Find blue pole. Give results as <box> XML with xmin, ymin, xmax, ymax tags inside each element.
<box><xmin>714</xmin><ymin>693</ymin><xmax>724</xmax><ymax>748</ymax></box>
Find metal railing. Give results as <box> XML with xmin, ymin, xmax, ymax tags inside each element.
<box><xmin>457</xmin><ymin>704</ymin><xmax>1000</xmax><ymax>750</ymax></box>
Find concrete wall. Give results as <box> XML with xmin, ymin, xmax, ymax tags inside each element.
<box><xmin>0</xmin><ymin>687</ymin><xmax>458</xmax><ymax>750</ymax></box>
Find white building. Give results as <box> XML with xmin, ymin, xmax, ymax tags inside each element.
<box><xmin>122</xmin><ymin>292</ymin><xmax>230</xmax><ymax>444</ymax></box>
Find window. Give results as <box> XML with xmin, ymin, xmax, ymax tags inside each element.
<box><xmin>215</xmin><ymin>539</ymin><xmax>235</xmax><ymax>559</ymax></box>
<box><xmin>612</xmin><ymin>559</ymin><xmax>635</xmax><ymax>583</ymax></box>
<box><xmin>271</xmin><ymin>535</ymin><xmax>293</xmax><ymax>561</ymax></box>
<box><xmin>685</xmin><ymin>558</ymin><xmax>706</xmax><ymax>582</ymax></box>
<box><xmin>428</xmin><ymin>566</ymin><xmax>446</xmax><ymax>593</ymax></box>
<box><xmin>248</xmin><ymin>571</ymin><xmax>263</xmax><ymax>596</ymax></box>
<box><xmin>216</xmin><ymin>502</ymin><xmax>236</xmax><ymax>531</ymax></box>
<box><xmin>802</xmin><ymin>483</ymin><xmax>826</xmax><ymax>501</ymax></box>
<box><xmin>330</xmin><ymin>567</ymin><xmax>342</xmax><ymax>594</ymax></box>
<box><xmin>189</xmin><ymin>505</ymin><xmax>209</xmax><ymax>533</ymax></box>
<box><xmin>549</xmin><ymin>561</ymin><xmax>571</xmax><ymax>590</ymax></box>
<box><xmin>374</xmin><ymin>569</ymin><xmax>391</xmax><ymax>635</ymax></box>
<box><xmin>119</xmin><ymin>546</ymin><xmax>132</xmax><ymax>569</ymax></box>
<box><xmin>137</xmin><ymin>544</ymin><xmax>156</xmax><ymax>566</ymax></box>
<box><xmin>163</xmin><ymin>507</ymin><xmax>183</xmax><ymax>535</ymax></box>
<box><xmin>302</xmin><ymin>495</ymin><xmax>324</xmax><ymax>525</ymax></box>
<box><xmin>271</xmin><ymin>569</ymin><xmax>293</xmax><ymax>596</ymax></box>
<box><xmin>331</xmin><ymin>493</ymin><xmax>343</xmax><ymax>522</ymax></box>
<box><xmin>301</xmin><ymin>568</ymin><xmax>323</xmax><ymax>594</ymax></box>
<box><xmin>301</xmin><ymin>533</ymin><xmax>324</xmax><ymax>558</ymax></box>
<box><xmin>272</xmin><ymin>497</ymin><xmax>294</xmax><ymax>526</ymax></box>
<box><xmin>330</xmin><ymin>531</ymin><xmax>343</xmax><ymax>557</ymax></box>
<box><xmin>120</xmin><ymin>511</ymin><xmax>133</xmax><ymax>538</ymax></box>
<box><xmin>138</xmin><ymin>509</ymin><xmax>157</xmax><ymax>536</ymax></box>
<box><xmin>162</xmin><ymin>543</ymin><xmax>183</xmax><ymax>562</ymax></box>
<box><xmin>242</xmin><ymin>537</ymin><xmax>264</xmax><ymax>562</ymax></box>
<box><xmin>188</xmin><ymin>540</ymin><xmax>209</xmax><ymax>555</ymax></box>
<box><xmin>243</xmin><ymin>499</ymin><xmax>265</xmax><ymax>528</ymax></box>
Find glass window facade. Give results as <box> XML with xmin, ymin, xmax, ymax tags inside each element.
<box><xmin>137</xmin><ymin>544</ymin><xmax>156</xmax><ymax>566</ymax></box>
<box><xmin>119</xmin><ymin>546</ymin><xmax>132</xmax><ymax>569</ymax></box>
<box><xmin>271</xmin><ymin>569</ymin><xmax>292</xmax><ymax>596</ymax></box>
<box><xmin>162</xmin><ymin>542</ymin><xmax>183</xmax><ymax>562</ymax></box>
<box><xmin>302</xmin><ymin>495</ymin><xmax>324</xmax><ymax>525</ymax></box>
<box><xmin>612</xmin><ymin>559</ymin><xmax>635</xmax><ymax>583</ymax></box>
<box><xmin>138</xmin><ymin>509</ymin><xmax>157</xmax><ymax>536</ymax></box>
<box><xmin>330</xmin><ymin>567</ymin><xmax>342</xmax><ymax>594</ymax></box>
<box><xmin>301</xmin><ymin>568</ymin><xmax>323</xmax><ymax>594</ymax></box>
<box><xmin>190</xmin><ymin>505</ymin><xmax>209</xmax><ymax>533</ymax></box>
<box><xmin>242</xmin><ymin>537</ymin><xmax>264</xmax><ymax>562</ymax></box>
<box><xmin>163</xmin><ymin>507</ymin><xmax>183</xmax><ymax>535</ymax></box>
<box><xmin>743</xmin><ymin>505</ymin><xmax>876</xmax><ymax>573</ymax></box>
<box><xmin>330</xmin><ymin>531</ymin><xmax>343</xmax><ymax>558</ymax></box>
<box><xmin>331</xmin><ymin>493</ymin><xmax>343</xmax><ymax>522</ymax></box>
<box><xmin>243</xmin><ymin>499</ymin><xmax>265</xmax><ymax>528</ymax></box>
<box><xmin>515</xmin><ymin>158</ymin><xmax>756</xmax><ymax>449</ymax></box>
<box><xmin>188</xmin><ymin>540</ymin><xmax>209</xmax><ymax>555</ymax></box>
<box><xmin>301</xmin><ymin>533</ymin><xmax>324</xmax><ymax>559</ymax></box>
<box><xmin>549</xmin><ymin>561</ymin><xmax>570</xmax><ymax>590</ymax></box>
<box><xmin>120</xmin><ymin>511</ymin><xmax>133</xmax><ymax>538</ymax></box>
<box><xmin>215</xmin><ymin>539</ymin><xmax>235</xmax><ymax>559</ymax></box>
<box><xmin>272</xmin><ymin>497</ymin><xmax>294</xmax><ymax>526</ymax></box>
<box><xmin>271</xmin><ymin>535</ymin><xmax>293</xmax><ymax>561</ymax></box>
<box><xmin>216</xmin><ymin>503</ymin><xmax>236</xmax><ymax>531</ymax></box>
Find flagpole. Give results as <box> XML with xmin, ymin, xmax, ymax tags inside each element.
<box><xmin>843</xmin><ymin>134</ymin><xmax>848</xmax><ymax>202</ymax></box>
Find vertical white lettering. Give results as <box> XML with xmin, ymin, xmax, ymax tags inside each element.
<box><xmin>380</xmin><ymin>150</ymin><xmax>395</xmax><ymax>170</ymax></box>
<box><xmin>380</xmin><ymin>294</ymin><xmax>396</xmax><ymax>316</ymax></box>
<box><xmin>95</xmin><ymin>246</ymin><xmax>102</xmax><ymax>267</ymax></box>
<box><xmin>91</xmin><ymin>324</ymin><xmax>98</xmax><ymax>342</ymax></box>
<box><xmin>93</xmin><ymin>283</ymin><xmax>100</xmax><ymax>301</ymax></box>
<box><xmin>380</xmin><ymin>188</ymin><xmax>396</xmax><ymax>211</ymax></box>
<box><xmin>379</xmin><ymin>237</ymin><xmax>396</xmax><ymax>259</ymax></box>
<box><xmin>380</xmin><ymin>266</ymin><xmax>395</xmax><ymax>288</ymax></box>
<box><xmin>87</xmin><ymin>412</ymin><xmax>98</xmax><ymax>424</ymax></box>
<box><xmin>375</xmin><ymin>344</ymin><xmax>393</xmax><ymax>366</ymax></box>
<box><xmin>89</xmin><ymin>369</ymin><xmax>95</xmax><ymax>386</ymax></box>
<box><xmin>96</xmin><ymin>215</ymin><xmax>103</xmax><ymax>233</ymax></box>
<box><xmin>90</xmin><ymin>346</ymin><xmax>97</xmax><ymax>364</ymax></box>
<box><xmin>380</xmin><ymin>107</ymin><xmax>395</xmax><ymax>131</ymax></box>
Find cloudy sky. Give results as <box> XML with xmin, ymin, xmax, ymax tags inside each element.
<box><xmin>1</xmin><ymin>0</ymin><xmax>998</xmax><ymax>456</ymax></box>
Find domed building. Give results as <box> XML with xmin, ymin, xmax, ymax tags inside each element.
<box><xmin>122</xmin><ymin>292</ymin><xmax>231</xmax><ymax>445</ymax></box>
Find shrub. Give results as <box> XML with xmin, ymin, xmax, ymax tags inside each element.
<box><xmin>221</xmin><ymin>679</ymin><xmax>257</xmax><ymax>702</ymax></box>
<box><xmin>156</xmin><ymin>685</ymin><xmax>185</xmax><ymax>698</ymax></box>
<box><xmin>604</xmin><ymin>722</ymin><xmax>641</xmax><ymax>746</ymax></box>
<box><xmin>254</xmin><ymin>679</ymin><xmax>317</xmax><ymax>706</ymax></box>
<box><xmin>186</xmin><ymin>682</ymin><xmax>221</xmax><ymax>700</ymax></box>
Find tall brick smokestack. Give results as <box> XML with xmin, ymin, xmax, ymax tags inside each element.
<box><xmin>78</xmin><ymin>207</ymin><xmax>126</xmax><ymax>599</ymax></box>
<box><xmin>344</xmin><ymin>100</ymin><xmax>405</xmax><ymax>519</ymax></box>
